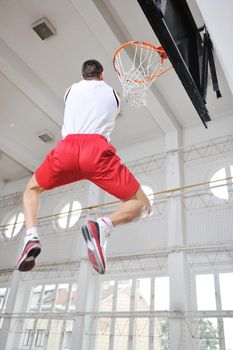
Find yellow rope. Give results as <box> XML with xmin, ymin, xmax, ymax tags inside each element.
<box><xmin>0</xmin><ymin>176</ymin><xmax>232</xmax><ymax>230</ymax></box>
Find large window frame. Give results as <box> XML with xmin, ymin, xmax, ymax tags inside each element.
<box><xmin>194</xmin><ymin>268</ymin><xmax>233</xmax><ymax>350</ymax></box>
<box><xmin>20</xmin><ymin>282</ymin><xmax>77</xmax><ymax>350</ymax></box>
<box><xmin>93</xmin><ymin>274</ymin><xmax>170</xmax><ymax>350</ymax></box>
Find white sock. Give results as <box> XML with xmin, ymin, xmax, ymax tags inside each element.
<box><xmin>25</xmin><ymin>227</ymin><xmax>39</xmax><ymax>242</ymax></box>
<box><xmin>97</xmin><ymin>217</ymin><xmax>113</xmax><ymax>236</ymax></box>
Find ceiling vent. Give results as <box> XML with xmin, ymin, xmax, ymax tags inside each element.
<box><xmin>38</xmin><ymin>131</ymin><xmax>54</xmax><ymax>143</ymax></box>
<box><xmin>32</xmin><ymin>17</ymin><xmax>56</xmax><ymax>40</ymax></box>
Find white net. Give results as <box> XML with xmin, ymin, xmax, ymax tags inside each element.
<box><xmin>113</xmin><ymin>41</ymin><xmax>169</xmax><ymax>107</ymax></box>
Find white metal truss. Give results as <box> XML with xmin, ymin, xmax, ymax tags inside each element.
<box><xmin>181</xmin><ymin>134</ymin><xmax>233</xmax><ymax>162</ymax></box>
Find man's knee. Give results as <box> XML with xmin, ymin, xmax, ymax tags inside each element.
<box><xmin>24</xmin><ymin>174</ymin><xmax>44</xmax><ymax>193</ymax></box>
<box><xmin>130</xmin><ymin>187</ymin><xmax>152</xmax><ymax>215</ymax></box>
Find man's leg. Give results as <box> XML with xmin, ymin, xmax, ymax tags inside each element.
<box><xmin>17</xmin><ymin>175</ymin><xmax>45</xmax><ymax>272</ymax></box>
<box><xmin>23</xmin><ymin>174</ymin><xmax>45</xmax><ymax>228</ymax></box>
<box><xmin>108</xmin><ymin>187</ymin><xmax>152</xmax><ymax>226</ymax></box>
<box><xmin>82</xmin><ymin>187</ymin><xmax>152</xmax><ymax>274</ymax></box>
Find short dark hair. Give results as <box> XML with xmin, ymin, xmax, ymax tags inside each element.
<box><xmin>82</xmin><ymin>59</ymin><xmax>103</xmax><ymax>79</ymax></box>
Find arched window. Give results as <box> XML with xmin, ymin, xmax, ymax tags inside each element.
<box><xmin>57</xmin><ymin>201</ymin><xmax>82</xmax><ymax>229</ymax></box>
<box><xmin>5</xmin><ymin>212</ymin><xmax>24</xmax><ymax>239</ymax></box>
<box><xmin>209</xmin><ymin>166</ymin><xmax>233</xmax><ymax>200</ymax></box>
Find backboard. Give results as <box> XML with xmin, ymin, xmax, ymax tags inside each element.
<box><xmin>137</xmin><ymin>0</ymin><xmax>213</xmax><ymax>127</ymax></box>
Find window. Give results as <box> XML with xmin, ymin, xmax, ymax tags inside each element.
<box><xmin>29</xmin><ymin>285</ymin><xmax>42</xmax><ymax>311</ymax></box>
<box><xmin>21</xmin><ymin>319</ymin><xmax>34</xmax><ymax>348</ymax></box>
<box><xmin>34</xmin><ymin>329</ymin><xmax>45</xmax><ymax>347</ymax></box>
<box><xmin>223</xmin><ymin>318</ymin><xmax>233</xmax><ymax>350</ymax></box>
<box><xmin>134</xmin><ymin>318</ymin><xmax>149</xmax><ymax>350</ymax></box>
<box><xmin>0</xmin><ymin>287</ymin><xmax>9</xmax><ymax>329</ymax></box>
<box><xmin>196</xmin><ymin>272</ymin><xmax>233</xmax><ymax>350</ymax></box>
<box><xmin>135</xmin><ymin>278</ymin><xmax>151</xmax><ymax>311</ymax></box>
<box><xmin>154</xmin><ymin>277</ymin><xmax>170</xmax><ymax>311</ymax></box>
<box><xmin>116</xmin><ymin>279</ymin><xmax>132</xmax><ymax>311</ymax></box>
<box><xmin>4</xmin><ymin>212</ymin><xmax>24</xmax><ymax>238</ymax></box>
<box><xmin>0</xmin><ymin>288</ymin><xmax>8</xmax><ymax>310</ymax></box>
<box><xmin>41</xmin><ymin>284</ymin><xmax>56</xmax><ymax>312</ymax></box>
<box><xmin>57</xmin><ymin>201</ymin><xmax>82</xmax><ymax>229</ymax></box>
<box><xmin>99</xmin><ymin>280</ymin><xmax>115</xmax><ymax>311</ymax></box>
<box><xmin>64</xmin><ymin>331</ymin><xmax>72</xmax><ymax>349</ymax></box>
<box><xmin>63</xmin><ymin>321</ymin><xmax>74</xmax><ymax>349</ymax></box>
<box><xmin>28</xmin><ymin>283</ymin><xmax>77</xmax><ymax>313</ymax></box>
<box><xmin>47</xmin><ymin>320</ymin><xmax>63</xmax><ymax>349</ymax></box>
<box><xmin>96</xmin><ymin>276</ymin><xmax>169</xmax><ymax>350</ymax></box>
<box><xmin>196</xmin><ymin>274</ymin><xmax>216</xmax><ymax>310</ymax></box>
<box><xmin>55</xmin><ymin>284</ymin><xmax>69</xmax><ymax>312</ymax></box>
<box><xmin>209</xmin><ymin>166</ymin><xmax>233</xmax><ymax>200</ymax></box>
<box><xmin>219</xmin><ymin>272</ymin><xmax>233</xmax><ymax>310</ymax></box>
<box><xmin>22</xmin><ymin>328</ymin><xmax>33</xmax><ymax>347</ymax></box>
<box><xmin>69</xmin><ymin>283</ymin><xmax>77</xmax><ymax>311</ymax></box>
<box><xmin>199</xmin><ymin>318</ymin><xmax>219</xmax><ymax>350</ymax></box>
<box><xmin>22</xmin><ymin>284</ymin><xmax>76</xmax><ymax>349</ymax></box>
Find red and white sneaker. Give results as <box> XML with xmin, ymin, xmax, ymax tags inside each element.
<box><xmin>82</xmin><ymin>220</ymin><xmax>110</xmax><ymax>274</ymax></box>
<box><xmin>17</xmin><ymin>238</ymin><xmax>41</xmax><ymax>272</ymax></box>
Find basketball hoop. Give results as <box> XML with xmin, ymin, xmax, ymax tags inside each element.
<box><xmin>113</xmin><ymin>41</ymin><xmax>171</xmax><ymax>107</ymax></box>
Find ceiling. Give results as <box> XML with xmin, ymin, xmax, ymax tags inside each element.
<box><xmin>0</xmin><ymin>0</ymin><xmax>232</xmax><ymax>182</ymax></box>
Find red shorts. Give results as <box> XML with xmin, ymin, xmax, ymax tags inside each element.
<box><xmin>35</xmin><ymin>134</ymin><xmax>140</xmax><ymax>201</ymax></box>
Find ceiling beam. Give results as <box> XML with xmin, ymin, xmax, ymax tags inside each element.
<box><xmin>0</xmin><ymin>38</ymin><xmax>63</xmax><ymax>127</ymax></box>
<box><xmin>0</xmin><ymin>127</ymin><xmax>42</xmax><ymax>173</ymax></box>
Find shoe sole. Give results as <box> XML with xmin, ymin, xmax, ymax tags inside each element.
<box><xmin>82</xmin><ymin>224</ymin><xmax>105</xmax><ymax>274</ymax></box>
<box><xmin>17</xmin><ymin>244</ymin><xmax>41</xmax><ymax>272</ymax></box>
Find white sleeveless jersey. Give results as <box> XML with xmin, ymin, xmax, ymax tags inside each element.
<box><xmin>62</xmin><ymin>80</ymin><xmax>120</xmax><ymax>141</ymax></box>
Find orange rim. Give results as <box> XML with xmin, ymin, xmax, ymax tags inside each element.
<box><xmin>113</xmin><ymin>41</ymin><xmax>171</xmax><ymax>83</ymax></box>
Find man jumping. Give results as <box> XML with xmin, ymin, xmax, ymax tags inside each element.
<box><xmin>17</xmin><ymin>59</ymin><xmax>152</xmax><ymax>274</ymax></box>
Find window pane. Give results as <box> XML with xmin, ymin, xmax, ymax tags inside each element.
<box><xmin>69</xmin><ymin>201</ymin><xmax>82</xmax><ymax>227</ymax></box>
<box><xmin>55</xmin><ymin>284</ymin><xmax>69</xmax><ymax>312</ymax></box>
<box><xmin>58</xmin><ymin>203</ymin><xmax>70</xmax><ymax>229</ymax></box>
<box><xmin>58</xmin><ymin>201</ymin><xmax>82</xmax><ymax>229</ymax></box>
<box><xmin>113</xmin><ymin>318</ymin><xmax>129</xmax><ymax>350</ymax></box>
<box><xmin>47</xmin><ymin>320</ymin><xmax>63</xmax><ymax>350</ymax></box>
<box><xmin>199</xmin><ymin>318</ymin><xmax>219</xmax><ymax>350</ymax></box>
<box><xmin>69</xmin><ymin>284</ymin><xmax>77</xmax><ymax>311</ymax></box>
<box><xmin>5</xmin><ymin>212</ymin><xmax>24</xmax><ymax>238</ymax></box>
<box><xmin>116</xmin><ymin>280</ymin><xmax>132</xmax><ymax>311</ymax></box>
<box><xmin>13</xmin><ymin>212</ymin><xmax>24</xmax><ymax>237</ymax></box>
<box><xmin>154</xmin><ymin>277</ymin><xmax>169</xmax><ymax>311</ymax></box>
<box><xmin>135</xmin><ymin>278</ymin><xmax>151</xmax><ymax>311</ymax></box>
<box><xmin>224</xmin><ymin>318</ymin><xmax>233</xmax><ymax>350</ymax></box>
<box><xmin>99</xmin><ymin>280</ymin><xmax>115</xmax><ymax>311</ymax></box>
<box><xmin>154</xmin><ymin>319</ymin><xmax>169</xmax><ymax>350</ymax></box>
<box><xmin>142</xmin><ymin>185</ymin><xmax>154</xmax><ymax>205</ymax></box>
<box><xmin>95</xmin><ymin>318</ymin><xmax>111</xmax><ymax>350</ymax></box>
<box><xmin>63</xmin><ymin>320</ymin><xmax>73</xmax><ymax>349</ymax></box>
<box><xmin>34</xmin><ymin>319</ymin><xmax>48</xmax><ymax>347</ymax></box>
<box><xmin>0</xmin><ymin>288</ymin><xmax>7</xmax><ymax>311</ymax></box>
<box><xmin>219</xmin><ymin>273</ymin><xmax>233</xmax><ymax>310</ymax></box>
<box><xmin>196</xmin><ymin>274</ymin><xmax>216</xmax><ymax>310</ymax></box>
<box><xmin>41</xmin><ymin>285</ymin><xmax>56</xmax><ymax>312</ymax></box>
<box><xmin>0</xmin><ymin>318</ymin><xmax>3</xmax><ymax>329</ymax></box>
<box><xmin>21</xmin><ymin>319</ymin><xmax>35</xmax><ymax>348</ymax></box>
<box><xmin>210</xmin><ymin>168</ymin><xmax>228</xmax><ymax>199</ymax></box>
<box><xmin>29</xmin><ymin>285</ymin><xmax>42</xmax><ymax>311</ymax></box>
<box><xmin>22</xmin><ymin>329</ymin><xmax>33</xmax><ymax>347</ymax></box>
<box><xmin>134</xmin><ymin>318</ymin><xmax>149</xmax><ymax>350</ymax></box>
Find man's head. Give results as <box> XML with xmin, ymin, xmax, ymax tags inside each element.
<box><xmin>82</xmin><ymin>59</ymin><xmax>104</xmax><ymax>80</ymax></box>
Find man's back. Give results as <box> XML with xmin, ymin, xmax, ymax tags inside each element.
<box><xmin>62</xmin><ymin>80</ymin><xmax>119</xmax><ymax>140</ymax></box>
